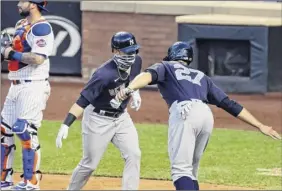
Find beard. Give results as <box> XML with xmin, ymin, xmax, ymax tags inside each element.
<box><xmin>19</xmin><ymin>10</ymin><xmax>30</xmax><ymax>17</ymax></box>
<box><xmin>18</xmin><ymin>6</ymin><xmax>31</xmax><ymax>17</ymax></box>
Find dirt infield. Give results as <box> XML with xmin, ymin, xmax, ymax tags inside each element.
<box><xmin>1</xmin><ymin>79</ymin><xmax>281</xmax><ymax>190</ymax></box>
<box><xmin>12</xmin><ymin>173</ymin><xmax>254</xmax><ymax>190</ymax></box>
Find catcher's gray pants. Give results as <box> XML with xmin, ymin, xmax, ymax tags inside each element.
<box><xmin>67</xmin><ymin>105</ymin><xmax>141</xmax><ymax>190</ymax></box>
<box><xmin>168</xmin><ymin>100</ymin><xmax>214</xmax><ymax>182</ymax></box>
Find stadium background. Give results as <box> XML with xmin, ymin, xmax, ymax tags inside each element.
<box><xmin>1</xmin><ymin>1</ymin><xmax>281</xmax><ymax>190</ymax></box>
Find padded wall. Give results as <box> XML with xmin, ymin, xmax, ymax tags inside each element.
<box><xmin>178</xmin><ymin>24</ymin><xmax>269</xmax><ymax>93</ymax></box>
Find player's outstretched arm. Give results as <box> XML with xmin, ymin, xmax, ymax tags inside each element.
<box><xmin>111</xmin><ymin>72</ymin><xmax>152</xmax><ymax>109</ymax></box>
<box><xmin>115</xmin><ymin>72</ymin><xmax>152</xmax><ymax>101</ymax></box>
<box><xmin>237</xmin><ymin>108</ymin><xmax>281</xmax><ymax>140</ymax></box>
<box><xmin>207</xmin><ymin>78</ymin><xmax>281</xmax><ymax>140</ymax></box>
<box><xmin>217</xmin><ymin>97</ymin><xmax>280</xmax><ymax>140</ymax></box>
<box><xmin>128</xmin><ymin>72</ymin><xmax>153</xmax><ymax>90</ymax></box>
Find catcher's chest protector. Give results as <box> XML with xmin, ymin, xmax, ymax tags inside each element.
<box><xmin>8</xmin><ymin>19</ymin><xmax>45</xmax><ymax>72</ymax></box>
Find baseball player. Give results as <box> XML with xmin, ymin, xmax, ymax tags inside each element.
<box><xmin>1</xmin><ymin>1</ymin><xmax>54</xmax><ymax>190</ymax></box>
<box><xmin>114</xmin><ymin>41</ymin><xmax>281</xmax><ymax>190</ymax></box>
<box><xmin>56</xmin><ymin>31</ymin><xmax>142</xmax><ymax>190</ymax></box>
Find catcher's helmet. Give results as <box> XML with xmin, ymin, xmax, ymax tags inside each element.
<box><xmin>165</xmin><ymin>41</ymin><xmax>193</xmax><ymax>64</ymax></box>
<box><xmin>111</xmin><ymin>32</ymin><xmax>140</xmax><ymax>54</ymax></box>
<box><xmin>29</xmin><ymin>0</ymin><xmax>49</xmax><ymax>12</ymax></box>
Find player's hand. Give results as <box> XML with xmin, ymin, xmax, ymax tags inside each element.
<box><xmin>130</xmin><ymin>90</ymin><xmax>141</xmax><ymax>111</ymax></box>
<box><xmin>56</xmin><ymin>124</ymin><xmax>69</xmax><ymax>148</ymax></box>
<box><xmin>258</xmin><ymin>125</ymin><xmax>281</xmax><ymax>140</ymax></box>
<box><xmin>115</xmin><ymin>87</ymin><xmax>134</xmax><ymax>102</ymax></box>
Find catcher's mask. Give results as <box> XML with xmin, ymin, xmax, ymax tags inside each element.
<box><xmin>163</xmin><ymin>41</ymin><xmax>193</xmax><ymax>65</ymax></box>
<box><xmin>111</xmin><ymin>31</ymin><xmax>140</xmax><ymax>71</ymax></box>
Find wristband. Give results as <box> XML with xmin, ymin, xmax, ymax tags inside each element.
<box><xmin>8</xmin><ymin>50</ymin><xmax>22</xmax><ymax>61</ymax></box>
<box><xmin>63</xmin><ymin>113</ymin><xmax>77</xmax><ymax>127</ymax></box>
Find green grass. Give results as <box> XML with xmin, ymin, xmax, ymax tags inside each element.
<box><xmin>12</xmin><ymin>120</ymin><xmax>281</xmax><ymax>190</ymax></box>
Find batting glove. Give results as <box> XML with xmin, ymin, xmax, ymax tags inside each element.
<box><xmin>130</xmin><ymin>90</ymin><xmax>141</xmax><ymax>111</ymax></box>
<box><xmin>56</xmin><ymin>124</ymin><xmax>69</xmax><ymax>148</ymax></box>
<box><xmin>177</xmin><ymin>101</ymin><xmax>193</xmax><ymax>120</ymax></box>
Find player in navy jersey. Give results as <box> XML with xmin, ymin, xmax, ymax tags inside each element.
<box><xmin>114</xmin><ymin>41</ymin><xmax>281</xmax><ymax>190</ymax></box>
<box><xmin>55</xmin><ymin>31</ymin><xmax>142</xmax><ymax>190</ymax></box>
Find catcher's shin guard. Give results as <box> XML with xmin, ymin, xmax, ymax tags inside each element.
<box><xmin>1</xmin><ymin>121</ymin><xmax>16</xmax><ymax>182</ymax></box>
<box><xmin>12</xmin><ymin>119</ymin><xmax>41</xmax><ymax>185</ymax></box>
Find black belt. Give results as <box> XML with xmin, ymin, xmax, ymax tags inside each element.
<box><xmin>93</xmin><ymin>108</ymin><xmax>123</xmax><ymax>118</ymax></box>
<box><xmin>12</xmin><ymin>78</ymin><xmax>48</xmax><ymax>85</ymax></box>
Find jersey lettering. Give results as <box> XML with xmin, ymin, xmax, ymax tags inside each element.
<box><xmin>174</xmin><ymin>63</ymin><xmax>204</xmax><ymax>86</ymax></box>
<box><xmin>108</xmin><ymin>83</ymin><xmax>126</xmax><ymax>96</ymax></box>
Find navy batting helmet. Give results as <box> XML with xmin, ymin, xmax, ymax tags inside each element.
<box><xmin>111</xmin><ymin>31</ymin><xmax>140</xmax><ymax>54</ymax></box>
<box><xmin>164</xmin><ymin>41</ymin><xmax>193</xmax><ymax>64</ymax></box>
<box><xmin>29</xmin><ymin>0</ymin><xmax>49</xmax><ymax>12</ymax></box>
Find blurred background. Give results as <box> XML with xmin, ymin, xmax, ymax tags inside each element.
<box><xmin>1</xmin><ymin>2</ymin><xmax>281</xmax><ymax>189</ymax></box>
<box><xmin>1</xmin><ymin>1</ymin><xmax>282</xmax><ymax>131</ymax></box>
<box><xmin>1</xmin><ymin>0</ymin><xmax>282</xmax><ymax>93</ymax></box>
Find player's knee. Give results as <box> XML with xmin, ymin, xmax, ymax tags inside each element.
<box><xmin>79</xmin><ymin>156</ymin><xmax>100</xmax><ymax>171</ymax></box>
<box><xmin>124</xmin><ymin>148</ymin><xmax>141</xmax><ymax>161</ymax></box>
<box><xmin>12</xmin><ymin>119</ymin><xmax>38</xmax><ymax>146</ymax></box>
<box><xmin>79</xmin><ymin>162</ymin><xmax>97</xmax><ymax>172</ymax></box>
<box><xmin>11</xmin><ymin>119</ymin><xmax>40</xmax><ymax>180</ymax></box>
<box><xmin>12</xmin><ymin>119</ymin><xmax>31</xmax><ymax>141</ymax></box>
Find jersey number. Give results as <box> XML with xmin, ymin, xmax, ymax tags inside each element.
<box><xmin>174</xmin><ymin>64</ymin><xmax>204</xmax><ymax>86</ymax></box>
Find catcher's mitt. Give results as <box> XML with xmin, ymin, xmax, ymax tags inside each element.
<box><xmin>1</xmin><ymin>30</ymin><xmax>13</xmax><ymax>62</ymax></box>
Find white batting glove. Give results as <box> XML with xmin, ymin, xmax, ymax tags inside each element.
<box><xmin>130</xmin><ymin>90</ymin><xmax>142</xmax><ymax>111</ymax></box>
<box><xmin>56</xmin><ymin>124</ymin><xmax>69</xmax><ymax>148</ymax></box>
<box><xmin>177</xmin><ymin>101</ymin><xmax>193</xmax><ymax>120</ymax></box>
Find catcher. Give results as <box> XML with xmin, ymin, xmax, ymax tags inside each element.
<box><xmin>1</xmin><ymin>1</ymin><xmax>54</xmax><ymax>190</ymax></box>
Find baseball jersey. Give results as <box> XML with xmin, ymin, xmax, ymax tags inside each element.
<box><xmin>81</xmin><ymin>55</ymin><xmax>142</xmax><ymax>113</ymax></box>
<box><xmin>145</xmin><ymin>61</ymin><xmax>228</xmax><ymax>107</ymax></box>
<box><xmin>8</xmin><ymin>17</ymin><xmax>54</xmax><ymax>80</ymax></box>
